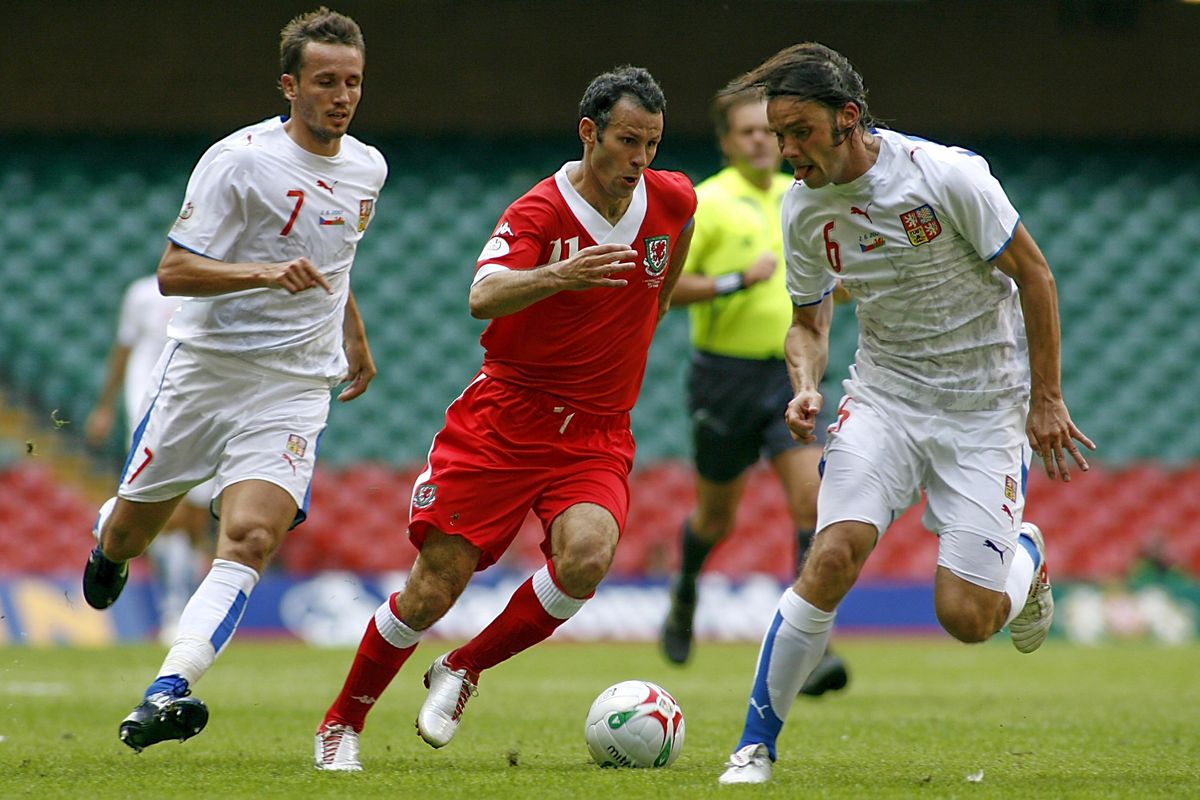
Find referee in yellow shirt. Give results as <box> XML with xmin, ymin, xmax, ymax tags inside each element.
<box><xmin>660</xmin><ymin>88</ymin><xmax>848</xmax><ymax>695</ymax></box>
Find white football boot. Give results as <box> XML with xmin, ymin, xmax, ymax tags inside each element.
<box><xmin>416</xmin><ymin>653</ymin><xmax>478</xmax><ymax>748</ymax></box>
<box><xmin>718</xmin><ymin>743</ymin><xmax>773</xmax><ymax>785</ymax></box>
<box><xmin>1010</xmin><ymin>522</ymin><xmax>1055</xmax><ymax>653</ymax></box>
<box><xmin>314</xmin><ymin>723</ymin><xmax>362</xmax><ymax>771</ymax></box>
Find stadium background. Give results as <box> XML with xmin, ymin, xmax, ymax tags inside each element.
<box><xmin>1</xmin><ymin>0</ymin><xmax>1198</xmax><ymax>646</ymax></box>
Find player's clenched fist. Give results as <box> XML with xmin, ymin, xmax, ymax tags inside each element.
<box><xmin>785</xmin><ymin>390</ymin><xmax>822</xmax><ymax>444</ymax></box>
<box><xmin>267</xmin><ymin>257</ymin><xmax>333</xmax><ymax>294</ymax></box>
<box><xmin>551</xmin><ymin>243</ymin><xmax>638</xmax><ymax>290</ymax></box>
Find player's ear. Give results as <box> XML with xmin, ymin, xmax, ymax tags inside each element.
<box><xmin>579</xmin><ymin>117</ymin><xmax>597</xmax><ymax>146</ymax></box>
<box><xmin>280</xmin><ymin>73</ymin><xmax>298</xmax><ymax>101</ymax></box>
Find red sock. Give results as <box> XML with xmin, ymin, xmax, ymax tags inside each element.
<box><xmin>321</xmin><ymin>607</ymin><xmax>417</xmax><ymax>732</ymax></box>
<box><xmin>449</xmin><ymin>566</ymin><xmax>583</xmax><ymax>676</ymax></box>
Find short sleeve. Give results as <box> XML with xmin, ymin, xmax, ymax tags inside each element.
<box><xmin>782</xmin><ymin>189</ymin><xmax>837</xmax><ymax>306</ymax></box>
<box><xmin>475</xmin><ymin>201</ymin><xmax>551</xmax><ymax>276</ymax></box>
<box><xmin>925</xmin><ymin>150</ymin><xmax>1020</xmax><ymax>262</ymax></box>
<box><xmin>167</xmin><ymin>149</ymin><xmax>250</xmax><ymax>261</ymax></box>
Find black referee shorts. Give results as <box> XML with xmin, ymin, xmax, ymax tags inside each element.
<box><xmin>687</xmin><ymin>350</ymin><xmax>831</xmax><ymax>484</ymax></box>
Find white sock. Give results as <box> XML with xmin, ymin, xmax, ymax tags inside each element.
<box><xmin>158</xmin><ymin>559</ymin><xmax>259</xmax><ymax>686</ymax></box>
<box><xmin>735</xmin><ymin>588</ymin><xmax>835</xmax><ymax>759</ymax></box>
<box><xmin>1003</xmin><ymin>544</ymin><xmax>1036</xmax><ymax>626</ymax></box>
<box><xmin>375</xmin><ymin>598</ymin><xmax>423</xmax><ymax>648</ymax></box>
<box><xmin>532</xmin><ymin>564</ymin><xmax>587</xmax><ymax>619</ymax></box>
<box><xmin>766</xmin><ymin>589</ymin><xmax>836</xmax><ymax>718</ymax></box>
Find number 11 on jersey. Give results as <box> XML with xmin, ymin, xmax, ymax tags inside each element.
<box><xmin>548</xmin><ymin>236</ymin><xmax>580</xmax><ymax>263</ymax></box>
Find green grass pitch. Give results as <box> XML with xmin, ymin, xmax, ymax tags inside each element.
<box><xmin>1</xmin><ymin>638</ymin><xmax>1196</xmax><ymax>798</ymax></box>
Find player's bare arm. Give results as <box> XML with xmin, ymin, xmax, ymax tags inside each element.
<box><xmin>783</xmin><ymin>295</ymin><xmax>833</xmax><ymax>443</ymax></box>
<box><xmin>337</xmin><ymin>290</ymin><xmax>375</xmax><ymax>402</ymax></box>
<box><xmin>469</xmin><ymin>242</ymin><xmax>637</xmax><ymax>320</ymax></box>
<box><xmin>993</xmin><ymin>223</ymin><xmax>1095</xmax><ymax>481</ymax></box>
<box><xmin>656</xmin><ymin>222</ymin><xmax>695</xmax><ymax>321</ymax></box>
<box><xmin>157</xmin><ymin>241</ymin><xmax>333</xmax><ymax>297</ymax></box>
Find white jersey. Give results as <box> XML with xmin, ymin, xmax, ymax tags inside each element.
<box><xmin>117</xmin><ymin>275</ymin><xmax>180</xmax><ymax>430</ymax></box>
<box><xmin>784</xmin><ymin>128</ymin><xmax>1026</xmax><ymax>411</ymax></box>
<box><xmin>167</xmin><ymin>117</ymin><xmax>387</xmax><ymax>379</ymax></box>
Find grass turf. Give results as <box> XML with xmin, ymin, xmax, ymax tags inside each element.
<box><xmin>0</xmin><ymin>638</ymin><xmax>1196</xmax><ymax>798</ymax></box>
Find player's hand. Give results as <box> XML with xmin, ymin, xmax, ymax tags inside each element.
<box><xmin>266</xmin><ymin>257</ymin><xmax>332</xmax><ymax>294</ymax></box>
<box><xmin>744</xmin><ymin>252</ymin><xmax>778</xmax><ymax>286</ymax></box>
<box><xmin>84</xmin><ymin>406</ymin><xmax>114</xmax><ymax>446</ymax></box>
<box><xmin>337</xmin><ymin>337</ymin><xmax>376</xmax><ymax>402</ymax></box>
<box><xmin>551</xmin><ymin>243</ymin><xmax>638</xmax><ymax>290</ymax></box>
<box><xmin>785</xmin><ymin>389</ymin><xmax>823</xmax><ymax>444</ymax></box>
<box><xmin>1027</xmin><ymin>396</ymin><xmax>1094</xmax><ymax>482</ymax></box>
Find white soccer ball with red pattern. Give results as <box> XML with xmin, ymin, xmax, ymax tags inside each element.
<box><xmin>583</xmin><ymin>679</ymin><xmax>685</xmax><ymax>768</ymax></box>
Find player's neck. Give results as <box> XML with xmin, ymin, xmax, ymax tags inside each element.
<box><xmin>569</xmin><ymin>165</ymin><xmax>632</xmax><ymax>225</ymax></box>
<box><xmin>283</xmin><ymin>119</ymin><xmax>343</xmax><ymax>157</ymax></box>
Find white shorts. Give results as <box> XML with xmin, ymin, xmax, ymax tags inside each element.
<box><xmin>817</xmin><ymin>375</ymin><xmax>1031</xmax><ymax>592</ymax></box>
<box><xmin>117</xmin><ymin>342</ymin><xmax>331</xmax><ymax>527</ymax></box>
<box><xmin>125</xmin><ymin>387</ymin><xmax>216</xmax><ymax>512</ymax></box>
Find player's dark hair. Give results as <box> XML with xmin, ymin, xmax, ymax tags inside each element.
<box><xmin>710</xmin><ymin>87</ymin><xmax>763</xmax><ymax>140</ymax></box>
<box><xmin>724</xmin><ymin>43</ymin><xmax>874</xmax><ymax>145</ymax></box>
<box><xmin>578</xmin><ymin>66</ymin><xmax>666</xmax><ymax>136</ymax></box>
<box><xmin>279</xmin><ymin>6</ymin><xmax>365</xmax><ymax>79</ymax></box>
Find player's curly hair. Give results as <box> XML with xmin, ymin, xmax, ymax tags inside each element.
<box><xmin>724</xmin><ymin>43</ymin><xmax>874</xmax><ymax>143</ymax></box>
<box><xmin>579</xmin><ymin>66</ymin><xmax>666</xmax><ymax>136</ymax></box>
<box><xmin>279</xmin><ymin>6</ymin><xmax>365</xmax><ymax>79</ymax></box>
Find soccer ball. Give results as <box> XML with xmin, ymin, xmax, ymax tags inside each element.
<box><xmin>583</xmin><ymin>680</ymin><xmax>685</xmax><ymax>768</ymax></box>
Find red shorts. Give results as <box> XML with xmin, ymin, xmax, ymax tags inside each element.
<box><xmin>408</xmin><ymin>373</ymin><xmax>636</xmax><ymax>570</ymax></box>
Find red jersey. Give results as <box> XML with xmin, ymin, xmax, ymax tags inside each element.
<box><xmin>473</xmin><ymin>162</ymin><xmax>697</xmax><ymax>414</ymax></box>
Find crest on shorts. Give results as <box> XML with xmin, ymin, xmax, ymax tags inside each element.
<box><xmin>413</xmin><ymin>482</ymin><xmax>437</xmax><ymax>509</ymax></box>
<box><xmin>357</xmin><ymin>199</ymin><xmax>374</xmax><ymax>232</ymax></box>
<box><xmin>642</xmin><ymin>235</ymin><xmax>670</xmax><ymax>276</ymax></box>
<box><xmin>286</xmin><ymin>434</ymin><xmax>308</xmax><ymax>458</ymax></box>
<box><xmin>899</xmin><ymin>203</ymin><xmax>942</xmax><ymax>247</ymax></box>
<box><xmin>1004</xmin><ymin>475</ymin><xmax>1018</xmax><ymax>502</ymax></box>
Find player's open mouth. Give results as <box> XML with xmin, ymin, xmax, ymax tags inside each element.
<box><xmin>793</xmin><ymin>164</ymin><xmax>813</xmax><ymax>181</ymax></box>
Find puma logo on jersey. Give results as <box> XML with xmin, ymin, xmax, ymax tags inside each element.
<box><xmin>317</xmin><ymin>179</ymin><xmax>337</xmax><ymax>195</ymax></box>
<box><xmin>850</xmin><ymin>203</ymin><xmax>873</xmax><ymax>223</ymax></box>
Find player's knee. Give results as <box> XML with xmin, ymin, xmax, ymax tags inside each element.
<box><xmin>397</xmin><ymin>581</ymin><xmax>457</xmax><ymax>631</ymax></box>
<box><xmin>806</xmin><ymin>538</ymin><xmax>858</xmax><ymax>586</ymax></box>
<box><xmin>553</xmin><ymin>543</ymin><xmax>614</xmax><ymax>597</ymax></box>
<box><xmin>218</xmin><ymin>523</ymin><xmax>279</xmax><ymax>570</ymax></box>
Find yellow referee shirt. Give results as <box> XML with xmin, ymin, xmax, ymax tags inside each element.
<box><xmin>683</xmin><ymin>167</ymin><xmax>794</xmax><ymax>359</ymax></box>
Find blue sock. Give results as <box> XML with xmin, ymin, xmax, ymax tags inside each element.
<box><xmin>145</xmin><ymin>674</ymin><xmax>190</xmax><ymax>699</ymax></box>
<box><xmin>736</xmin><ymin>613</ymin><xmax>786</xmax><ymax>760</ymax></box>
<box><xmin>1018</xmin><ymin>533</ymin><xmax>1041</xmax><ymax>569</ymax></box>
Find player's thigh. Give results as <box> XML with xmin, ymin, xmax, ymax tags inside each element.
<box><xmin>815</xmin><ymin>391</ymin><xmax>922</xmax><ymax>538</ymax></box>
<box><xmin>408</xmin><ymin>377</ymin><xmax>553</xmax><ymax>571</ymax></box>
<box><xmin>535</xmin><ymin>428</ymin><xmax>632</xmax><ymax>567</ymax></box>
<box><xmin>214</xmin><ymin>380</ymin><xmax>330</xmax><ymax>528</ymax></box>
<box><xmin>923</xmin><ymin>406</ymin><xmax>1029</xmax><ymax>592</ymax></box>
